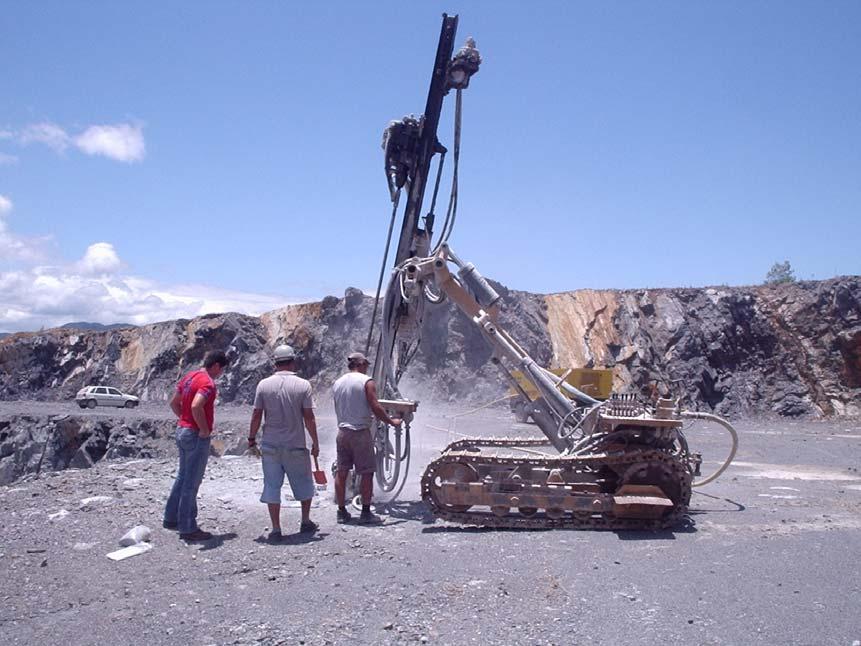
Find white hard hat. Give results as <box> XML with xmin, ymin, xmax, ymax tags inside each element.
<box><xmin>273</xmin><ymin>344</ymin><xmax>297</xmax><ymax>362</ymax></box>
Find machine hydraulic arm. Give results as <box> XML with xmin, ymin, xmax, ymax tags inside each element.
<box><xmin>396</xmin><ymin>243</ymin><xmax>602</xmax><ymax>455</ymax></box>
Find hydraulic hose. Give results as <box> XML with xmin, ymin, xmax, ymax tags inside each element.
<box><xmin>432</xmin><ymin>89</ymin><xmax>463</xmax><ymax>254</ymax></box>
<box><xmin>538</xmin><ymin>367</ymin><xmax>600</xmax><ymax>406</ymax></box>
<box><xmin>376</xmin><ymin>420</ymin><xmax>401</xmax><ymax>493</ymax></box>
<box><xmin>365</xmin><ymin>190</ymin><xmax>402</xmax><ymax>355</ymax></box>
<box><xmin>375</xmin><ymin>421</ymin><xmax>411</xmax><ymax>501</ymax></box>
<box><xmin>681</xmin><ymin>410</ymin><xmax>739</xmax><ymax>487</ymax></box>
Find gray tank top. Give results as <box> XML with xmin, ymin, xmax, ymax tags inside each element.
<box><xmin>332</xmin><ymin>371</ymin><xmax>373</xmax><ymax>430</ymax></box>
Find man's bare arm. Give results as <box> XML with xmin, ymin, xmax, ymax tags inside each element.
<box><xmin>248</xmin><ymin>408</ymin><xmax>263</xmax><ymax>444</ymax></box>
<box><xmin>190</xmin><ymin>393</ymin><xmax>211</xmax><ymax>437</ymax></box>
<box><xmin>303</xmin><ymin>408</ymin><xmax>320</xmax><ymax>457</ymax></box>
<box><xmin>364</xmin><ymin>380</ymin><xmax>402</xmax><ymax>427</ymax></box>
<box><xmin>169</xmin><ymin>392</ymin><xmax>182</xmax><ymax>418</ymax></box>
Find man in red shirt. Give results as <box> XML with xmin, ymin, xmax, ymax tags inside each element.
<box><xmin>163</xmin><ymin>350</ymin><xmax>229</xmax><ymax>541</ymax></box>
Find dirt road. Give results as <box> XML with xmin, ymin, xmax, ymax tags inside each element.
<box><xmin>1</xmin><ymin>401</ymin><xmax>859</xmax><ymax>645</ymax></box>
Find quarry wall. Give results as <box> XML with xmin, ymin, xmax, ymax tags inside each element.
<box><xmin>1</xmin><ymin>277</ymin><xmax>858</xmax><ymax>418</ymax></box>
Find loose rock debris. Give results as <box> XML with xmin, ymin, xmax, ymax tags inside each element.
<box><xmin>0</xmin><ymin>410</ymin><xmax>859</xmax><ymax>645</ymax></box>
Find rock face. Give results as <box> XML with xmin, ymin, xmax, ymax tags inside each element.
<box><xmin>0</xmin><ymin>415</ymin><xmax>176</xmax><ymax>485</ymax></box>
<box><xmin>544</xmin><ymin>278</ymin><xmax>861</xmax><ymax>417</ymax></box>
<box><xmin>1</xmin><ymin>277</ymin><xmax>859</xmax><ymax>418</ymax></box>
<box><xmin>0</xmin><ymin>406</ymin><xmax>259</xmax><ymax>485</ymax></box>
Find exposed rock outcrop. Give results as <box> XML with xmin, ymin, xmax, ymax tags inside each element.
<box><xmin>0</xmin><ymin>415</ymin><xmax>177</xmax><ymax>485</ymax></box>
<box><xmin>0</xmin><ymin>408</ymin><xmax>260</xmax><ymax>485</ymax></box>
<box><xmin>1</xmin><ymin>277</ymin><xmax>859</xmax><ymax>418</ymax></box>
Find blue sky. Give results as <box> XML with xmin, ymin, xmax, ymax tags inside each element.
<box><xmin>1</xmin><ymin>1</ymin><xmax>859</xmax><ymax>332</ymax></box>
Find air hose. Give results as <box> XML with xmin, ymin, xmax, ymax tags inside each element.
<box><xmin>681</xmin><ymin>410</ymin><xmax>739</xmax><ymax>487</ymax></box>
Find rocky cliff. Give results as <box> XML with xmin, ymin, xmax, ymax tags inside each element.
<box><xmin>0</xmin><ymin>414</ymin><xmax>176</xmax><ymax>485</ymax></box>
<box><xmin>1</xmin><ymin>277</ymin><xmax>859</xmax><ymax>417</ymax></box>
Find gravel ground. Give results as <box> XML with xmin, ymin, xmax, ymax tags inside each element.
<box><xmin>1</xmin><ymin>401</ymin><xmax>859</xmax><ymax>645</ymax></box>
<box><xmin>0</xmin><ymin>399</ymin><xmax>255</xmax><ymax>423</ymax></box>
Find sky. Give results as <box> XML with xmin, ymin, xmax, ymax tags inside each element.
<box><xmin>1</xmin><ymin>1</ymin><xmax>859</xmax><ymax>333</ymax></box>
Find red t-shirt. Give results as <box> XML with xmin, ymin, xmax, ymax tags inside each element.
<box><xmin>176</xmin><ymin>369</ymin><xmax>217</xmax><ymax>432</ymax></box>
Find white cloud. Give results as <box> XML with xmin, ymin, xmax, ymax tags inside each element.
<box><xmin>13</xmin><ymin>121</ymin><xmax>146</xmax><ymax>163</ymax></box>
<box><xmin>0</xmin><ymin>221</ymin><xmax>296</xmax><ymax>333</ymax></box>
<box><xmin>0</xmin><ymin>195</ymin><xmax>52</xmax><ymax>264</ymax></box>
<box><xmin>74</xmin><ymin>123</ymin><xmax>145</xmax><ymax>163</ymax></box>
<box><xmin>75</xmin><ymin>242</ymin><xmax>123</xmax><ymax>275</ymax></box>
<box><xmin>19</xmin><ymin>122</ymin><xmax>71</xmax><ymax>152</ymax></box>
<box><xmin>0</xmin><ymin>265</ymin><xmax>291</xmax><ymax>333</ymax></box>
<box><xmin>0</xmin><ymin>152</ymin><xmax>18</xmax><ymax>165</ymax></box>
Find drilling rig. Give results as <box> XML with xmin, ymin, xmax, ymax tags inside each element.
<box><xmin>365</xmin><ymin>14</ymin><xmax>737</xmax><ymax>529</ymax></box>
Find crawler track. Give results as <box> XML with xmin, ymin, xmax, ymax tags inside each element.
<box><xmin>421</xmin><ymin>438</ymin><xmax>692</xmax><ymax>530</ymax></box>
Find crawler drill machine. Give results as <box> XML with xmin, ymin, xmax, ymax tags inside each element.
<box><xmin>366</xmin><ymin>15</ymin><xmax>737</xmax><ymax>529</ymax></box>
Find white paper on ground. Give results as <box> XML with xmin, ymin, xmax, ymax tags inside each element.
<box><xmin>73</xmin><ymin>542</ymin><xmax>98</xmax><ymax>551</ymax></box>
<box><xmin>106</xmin><ymin>542</ymin><xmax>153</xmax><ymax>561</ymax></box>
<box><xmin>80</xmin><ymin>496</ymin><xmax>114</xmax><ymax>506</ymax></box>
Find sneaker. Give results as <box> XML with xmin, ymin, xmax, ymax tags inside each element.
<box><xmin>179</xmin><ymin>529</ymin><xmax>213</xmax><ymax>542</ymax></box>
<box><xmin>267</xmin><ymin>528</ymin><xmax>283</xmax><ymax>543</ymax></box>
<box><xmin>336</xmin><ymin>508</ymin><xmax>353</xmax><ymax>524</ymax></box>
<box><xmin>300</xmin><ymin>520</ymin><xmax>319</xmax><ymax>534</ymax></box>
<box><xmin>358</xmin><ymin>510</ymin><xmax>383</xmax><ymax>525</ymax></box>
<box><xmin>162</xmin><ymin>520</ymin><xmax>178</xmax><ymax>530</ymax></box>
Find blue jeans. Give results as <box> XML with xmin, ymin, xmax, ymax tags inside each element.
<box><xmin>164</xmin><ymin>427</ymin><xmax>211</xmax><ymax>533</ymax></box>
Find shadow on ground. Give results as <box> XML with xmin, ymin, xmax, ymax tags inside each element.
<box><xmin>197</xmin><ymin>532</ymin><xmax>239</xmax><ymax>551</ymax></box>
<box><xmin>417</xmin><ymin>512</ymin><xmax>702</xmax><ymax>537</ymax></box>
<box><xmin>690</xmin><ymin>491</ymin><xmax>747</xmax><ymax>513</ymax></box>
<box><xmin>253</xmin><ymin>532</ymin><xmax>329</xmax><ymax>546</ymax></box>
<box><xmin>613</xmin><ymin>516</ymin><xmax>698</xmax><ymax>540</ymax></box>
<box><xmin>379</xmin><ymin>500</ymin><xmax>436</xmax><ymax>525</ymax></box>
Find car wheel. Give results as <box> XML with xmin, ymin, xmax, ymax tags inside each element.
<box><xmin>125</xmin><ymin>400</ymin><xmax>137</xmax><ymax>409</ymax></box>
<box><xmin>87</xmin><ymin>399</ymin><xmax>97</xmax><ymax>409</ymax></box>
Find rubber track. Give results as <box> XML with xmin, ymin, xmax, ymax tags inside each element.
<box><xmin>421</xmin><ymin>439</ymin><xmax>692</xmax><ymax>530</ymax></box>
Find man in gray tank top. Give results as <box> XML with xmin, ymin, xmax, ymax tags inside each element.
<box><xmin>248</xmin><ymin>345</ymin><xmax>320</xmax><ymax>540</ymax></box>
<box><xmin>332</xmin><ymin>352</ymin><xmax>402</xmax><ymax>525</ymax></box>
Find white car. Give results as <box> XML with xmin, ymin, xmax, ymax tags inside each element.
<box><xmin>75</xmin><ymin>385</ymin><xmax>140</xmax><ymax>409</ymax></box>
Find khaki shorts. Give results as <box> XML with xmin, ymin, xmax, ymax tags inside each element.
<box><xmin>336</xmin><ymin>427</ymin><xmax>375</xmax><ymax>475</ymax></box>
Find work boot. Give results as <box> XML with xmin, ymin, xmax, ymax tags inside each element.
<box><xmin>300</xmin><ymin>520</ymin><xmax>319</xmax><ymax>534</ymax></box>
<box><xmin>336</xmin><ymin>507</ymin><xmax>352</xmax><ymax>524</ymax></box>
<box><xmin>162</xmin><ymin>520</ymin><xmax>178</xmax><ymax>530</ymax></box>
<box><xmin>267</xmin><ymin>528</ymin><xmax>283</xmax><ymax>543</ymax></box>
<box><xmin>179</xmin><ymin>529</ymin><xmax>213</xmax><ymax>542</ymax></box>
<box><xmin>358</xmin><ymin>510</ymin><xmax>383</xmax><ymax>525</ymax></box>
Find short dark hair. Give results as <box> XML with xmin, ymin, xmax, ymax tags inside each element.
<box><xmin>203</xmin><ymin>350</ymin><xmax>229</xmax><ymax>369</ymax></box>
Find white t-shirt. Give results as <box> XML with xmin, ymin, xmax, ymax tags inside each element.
<box><xmin>253</xmin><ymin>371</ymin><xmax>314</xmax><ymax>448</ymax></box>
<box><xmin>332</xmin><ymin>371</ymin><xmax>373</xmax><ymax>430</ymax></box>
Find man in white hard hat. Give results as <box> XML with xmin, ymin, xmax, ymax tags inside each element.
<box><xmin>332</xmin><ymin>351</ymin><xmax>402</xmax><ymax>525</ymax></box>
<box><xmin>248</xmin><ymin>344</ymin><xmax>319</xmax><ymax>540</ymax></box>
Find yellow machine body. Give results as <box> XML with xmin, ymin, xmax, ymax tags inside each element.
<box><xmin>510</xmin><ymin>368</ymin><xmax>614</xmax><ymax>401</ymax></box>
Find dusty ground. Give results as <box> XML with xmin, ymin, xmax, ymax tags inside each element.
<box><xmin>0</xmin><ymin>400</ymin><xmax>859</xmax><ymax>645</ymax></box>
